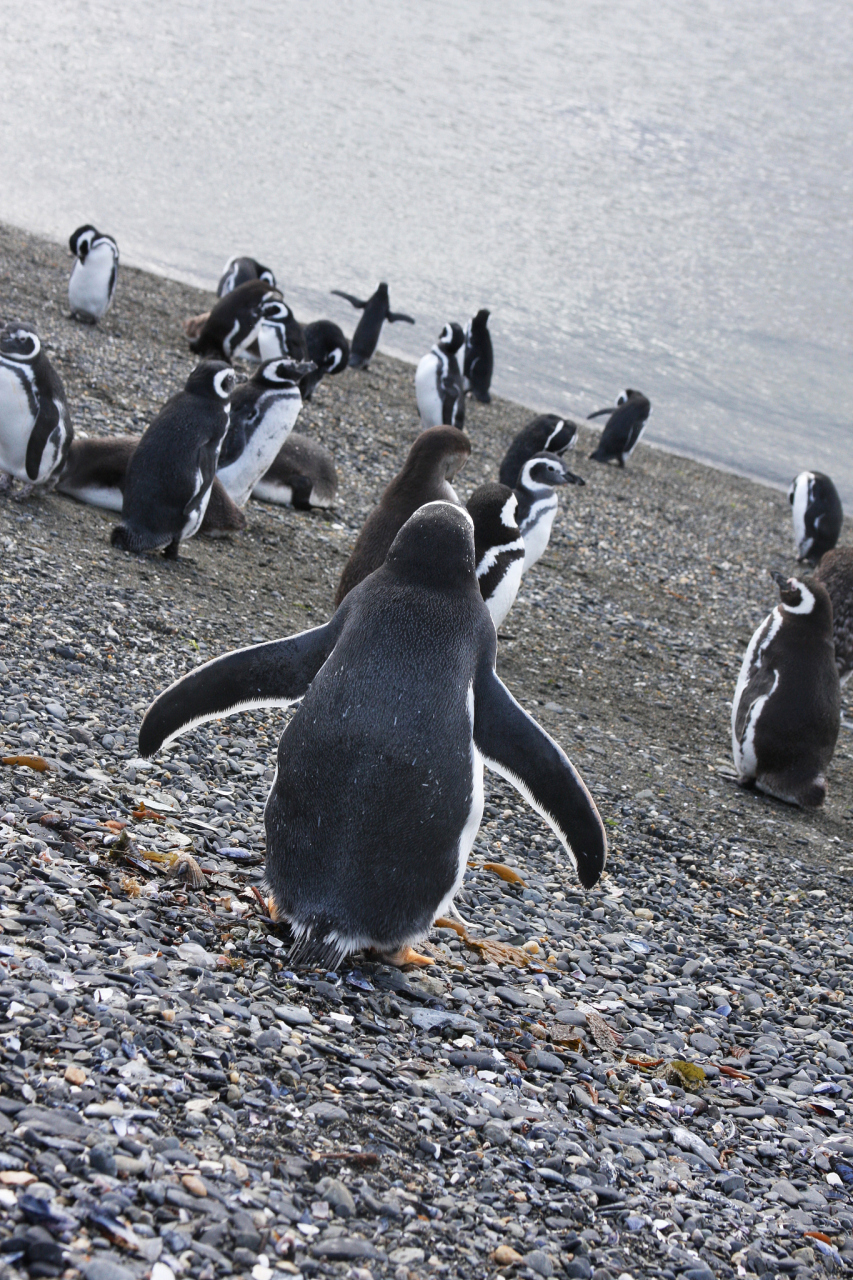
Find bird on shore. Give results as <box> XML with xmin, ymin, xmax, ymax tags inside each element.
<box><xmin>331</xmin><ymin>283</ymin><xmax>414</xmax><ymax>369</ymax></box>
<box><xmin>216</xmin><ymin>358</ymin><xmax>314</xmax><ymax>507</ymax></box>
<box><xmin>187</xmin><ymin>281</ymin><xmax>282</xmax><ymax>361</ymax></box>
<box><xmin>788</xmin><ymin>471</ymin><xmax>843</xmax><ymax>564</ymax></box>
<box><xmin>588</xmin><ymin>390</ymin><xmax>650</xmax><ymax>466</ymax></box>
<box><xmin>245</xmin><ymin>299</ymin><xmax>308</xmax><ymax>364</ymax></box>
<box><xmin>514</xmin><ymin>452</ymin><xmax>584</xmax><ymax>572</ymax></box>
<box><xmin>217</xmin><ymin>255</ymin><xmax>276</xmax><ymax>298</ymax></box>
<box><xmin>499</xmin><ymin>414</ymin><xmax>578</xmax><ymax>487</ymax></box>
<box><xmin>68</xmin><ymin>225</ymin><xmax>119</xmax><ymax>323</ymax></box>
<box><xmin>138</xmin><ymin>501</ymin><xmax>607</xmax><ymax>968</ymax></box>
<box><xmin>466</xmin><ymin>482</ymin><xmax>525</xmax><ymax>627</ymax></box>
<box><xmin>416</xmin><ymin>323</ymin><xmax>466</xmax><ymax>429</ymax></box>
<box><xmin>814</xmin><ymin>547</ymin><xmax>853</xmax><ymax>682</ymax></box>
<box><xmin>463</xmin><ymin>309</ymin><xmax>494</xmax><ymax>404</ymax></box>
<box><xmin>252</xmin><ymin>433</ymin><xmax>338</xmax><ymax>510</ymax></box>
<box><xmin>732</xmin><ymin>572</ymin><xmax>840</xmax><ymax>808</ymax></box>
<box><xmin>300</xmin><ymin>321</ymin><xmax>349</xmax><ymax>401</ymax></box>
<box><xmin>0</xmin><ymin>322</ymin><xmax>72</xmax><ymax>497</ymax></box>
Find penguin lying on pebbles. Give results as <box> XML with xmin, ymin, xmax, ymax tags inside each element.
<box><xmin>463</xmin><ymin>309</ymin><xmax>494</xmax><ymax>404</ymax></box>
<box><xmin>216</xmin><ymin>358</ymin><xmax>314</xmax><ymax>507</ymax></box>
<box><xmin>187</xmin><ymin>281</ymin><xmax>281</xmax><ymax>361</ymax></box>
<box><xmin>788</xmin><ymin>471</ymin><xmax>843</xmax><ymax>564</ymax></box>
<box><xmin>138</xmin><ymin>501</ymin><xmax>607</xmax><ymax>968</ymax></box>
<box><xmin>335</xmin><ymin>426</ymin><xmax>470</xmax><ymax>605</ymax></box>
<box><xmin>416</xmin><ymin>322</ymin><xmax>466</xmax><ymax>429</ymax></box>
<box><xmin>331</xmin><ymin>283</ymin><xmax>414</xmax><ymax>369</ymax></box>
<box><xmin>499</xmin><ymin>414</ymin><xmax>578</xmax><ymax>487</ymax></box>
<box><xmin>466</xmin><ymin>482</ymin><xmax>525</xmax><ymax>627</ymax></box>
<box><xmin>252</xmin><ymin>433</ymin><xmax>338</xmax><ymax>510</ymax></box>
<box><xmin>814</xmin><ymin>548</ymin><xmax>853</xmax><ymax>682</ymax></box>
<box><xmin>111</xmin><ymin>362</ymin><xmax>235</xmax><ymax>558</ymax></box>
<box><xmin>68</xmin><ymin>225</ymin><xmax>119</xmax><ymax>322</ymax></box>
<box><xmin>515</xmin><ymin>452</ymin><xmax>584</xmax><ymax>572</ymax></box>
<box><xmin>217</xmin><ymin>255</ymin><xmax>276</xmax><ymax>297</ymax></box>
<box><xmin>588</xmin><ymin>389</ymin><xmax>650</xmax><ymax>466</ymax></box>
<box><xmin>301</xmin><ymin>321</ymin><xmax>349</xmax><ymax>401</ymax></box>
<box><xmin>732</xmin><ymin>573</ymin><xmax>840</xmax><ymax>808</ymax></box>
<box><xmin>0</xmin><ymin>322</ymin><xmax>72</xmax><ymax>496</ymax></box>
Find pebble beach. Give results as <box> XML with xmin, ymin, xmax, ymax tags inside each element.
<box><xmin>2</xmin><ymin>222</ymin><xmax>853</xmax><ymax>1280</ymax></box>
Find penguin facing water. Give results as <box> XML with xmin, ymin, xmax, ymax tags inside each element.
<box><xmin>415</xmin><ymin>322</ymin><xmax>466</xmax><ymax>429</ymax></box>
<box><xmin>499</xmin><ymin>414</ymin><xmax>579</xmax><ymax>487</ymax></box>
<box><xmin>463</xmin><ymin>309</ymin><xmax>494</xmax><ymax>404</ymax></box>
<box><xmin>0</xmin><ymin>322</ymin><xmax>72</xmax><ymax>495</ymax></box>
<box><xmin>331</xmin><ymin>283</ymin><xmax>414</xmax><ymax>369</ymax></box>
<box><xmin>68</xmin><ymin>225</ymin><xmax>119</xmax><ymax>322</ymax></box>
<box><xmin>788</xmin><ymin>471</ymin><xmax>843</xmax><ymax>564</ymax></box>
<box><xmin>588</xmin><ymin>389</ymin><xmax>650</xmax><ymax>466</ymax></box>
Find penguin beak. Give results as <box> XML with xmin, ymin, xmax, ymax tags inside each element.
<box><xmin>562</xmin><ymin>470</ymin><xmax>585</xmax><ymax>486</ymax></box>
<box><xmin>770</xmin><ymin>571</ymin><xmax>790</xmax><ymax>590</ymax></box>
<box><xmin>587</xmin><ymin>407</ymin><xmax>616</xmax><ymax>420</ymax></box>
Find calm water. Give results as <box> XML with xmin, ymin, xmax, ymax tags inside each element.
<box><xmin>1</xmin><ymin>1</ymin><xmax>851</xmax><ymax>499</ymax></box>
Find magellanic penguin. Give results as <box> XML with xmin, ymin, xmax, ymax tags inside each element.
<box><xmin>499</xmin><ymin>414</ymin><xmax>579</xmax><ymax>487</ymax></box>
<box><xmin>732</xmin><ymin>573</ymin><xmax>840</xmax><ymax>808</ymax></box>
<box><xmin>111</xmin><ymin>362</ymin><xmax>235</xmax><ymax>558</ymax></box>
<box><xmin>216</xmin><ymin>358</ymin><xmax>314</xmax><ymax>507</ymax></box>
<box><xmin>335</xmin><ymin>426</ymin><xmax>471</xmax><ymax>606</ymax></box>
<box><xmin>217</xmin><ymin>255</ymin><xmax>276</xmax><ymax>298</ymax></box>
<box><xmin>188</xmin><ymin>281</ymin><xmax>282</xmax><ymax>362</ymax></box>
<box><xmin>463</xmin><ymin>308</ymin><xmax>494</xmax><ymax>404</ymax></box>
<box><xmin>515</xmin><ymin>452</ymin><xmax>584</xmax><ymax>573</ymax></box>
<box><xmin>138</xmin><ymin>501</ymin><xmax>607</xmax><ymax>968</ymax></box>
<box><xmin>301</xmin><ymin>321</ymin><xmax>349</xmax><ymax>401</ymax></box>
<box><xmin>0</xmin><ymin>322</ymin><xmax>72</xmax><ymax>496</ymax></box>
<box><xmin>788</xmin><ymin>471</ymin><xmax>843</xmax><ymax>564</ymax></box>
<box><xmin>588</xmin><ymin>389</ymin><xmax>650</xmax><ymax>466</ymax></box>
<box><xmin>415</xmin><ymin>322</ymin><xmax>466</xmax><ymax>430</ymax></box>
<box><xmin>331</xmin><ymin>283</ymin><xmax>414</xmax><ymax>369</ymax></box>
<box><xmin>814</xmin><ymin>547</ymin><xmax>853</xmax><ymax>682</ymax></box>
<box><xmin>68</xmin><ymin>225</ymin><xmax>119</xmax><ymax>323</ymax></box>
<box><xmin>466</xmin><ymin>482</ymin><xmax>525</xmax><ymax>628</ymax></box>
<box><xmin>253</xmin><ymin>433</ymin><xmax>338</xmax><ymax>510</ymax></box>
<box><xmin>244</xmin><ymin>298</ymin><xmax>308</xmax><ymax>364</ymax></box>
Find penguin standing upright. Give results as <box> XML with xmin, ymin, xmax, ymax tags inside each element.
<box><xmin>732</xmin><ymin>573</ymin><xmax>840</xmax><ymax>808</ymax></box>
<box><xmin>217</xmin><ymin>256</ymin><xmax>276</xmax><ymax>297</ymax></box>
<box><xmin>68</xmin><ymin>225</ymin><xmax>119</xmax><ymax>323</ymax></box>
<box><xmin>188</xmin><ymin>281</ymin><xmax>281</xmax><ymax>361</ymax></box>
<box><xmin>300</xmin><ymin>321</ymin><xmax>349</xmax><ymax>401</ymax></box>
<box><xmin>463</xmin><ymin>309</ymin><xmax>494</xmax><ymax>404</ymax></box>
<box><xmin>0</xmin><ymin>322</ymin><xmax>72</xmax><ymax>495</ymax></box>
<box><xmin>466</xmin><ymin>482</ymin><xmax>525</xmax><ymax>627</ymax></box>
<box><xmin>335</xmin><ymin>426</ymin><xmax>471</xmax><ymax>605</ymax></box>
<box><xmin>111</xmin><ymin>362</ymin><xmax>235</xmax><ymax>558</ymax></box>
<box><xmin>514</xmin><ymin>452</ymin><xmax>584</xmax><ymax>572</ymax></box>
<box><xmin>499</xmin><ymin>415</ymin><xmax>579</xmax><ymax>487</ymax></box>
<box><xmin>814</xmin><ymin>547</ymin><xmax>853</xmax><ymax>682</ymax></box>
<box><xmin>216</xmin><ymin>358</ymin><xmax>315</xmax><ymax>507</ymax></box>
<box><xmin>415</xmin><ymin>323</ymin><xmax>466</xmax><ymax>429</ymax></box>
<box><xmin>253</xmin><ymin>433</ymin><xmax>338</xmax><ymax>510</ymax></box>
<box><xmin>788</xmin><ymin>471</ymin><xmax>843</xmax><ymax>564</ymax></box>
<box><xmin>331</xmin><ymin>283</ymin><xmax>414</xmax><ymax>369</ymax></box>
<box><xmin>588</xmin><ymin>390</ymin><xmax>650</xmax><ymax>466</ymax></box>
<box><xmin>139</xmin><ymin>501</ymin><xmax>607</xmax><ymax>968</ymax></box>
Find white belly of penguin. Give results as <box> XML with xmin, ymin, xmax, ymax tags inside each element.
<box><xmin>255</xmin><ymin>323</ymin><xmax>287</xmax><ymax>363</ymax></box>
<box><xmin>57</xmin><ymin>481</ymin><xmax>124</xmax><ymax>511</ymax></box>
<box><xmin>0</xmin><ymin>372</ymin><xmax>35</xmax><ymax>478</ymax></box>
<box><xmin>624</xmin><ymin>422</ymin><xmax>647</xmax><ymax>458</ymax></box>
<box><xmin>251</xmin><ymin>479</ymin><xmax>293</xmax><ymax>505</ymax></box>
<box><xmin>791</xmin><ymin>477</ymin><xmax>810</xmax><ymax>557</ymax></box>
<box><xmin>218</xmin><ymin>394</ymin><xmax>301</xmax><ymax>507</ymax></box>
<box><xmin>484</xmin><ymin>554</ymin><xmax>524</xmax><ymax>628</ymax></box>
<box><xmin>180</xmin><ymin>469</ymin><xmax>210</xmax><ymax>541</ymax></box>
<box><xmin>69</xmin><ymin>245</ymin><xmax>115</xmax><ymax>318</ymax></box>
<box><xmin>521</xmin><ymin>497</ymin><xmax>557</xmax><ymax>571</ymax></box>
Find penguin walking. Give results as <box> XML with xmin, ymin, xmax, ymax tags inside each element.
<box><xmin>467</xmin><ymin>482</ymin><xmax>525</xmax><ymax>628</ymax></box>
<box><xmin>515</xmin><ymin>452</ymin><xmax>584</xmax><ymax>572</ymax></box>
<box><xmin>301</xmin><ymin>321</ymin><xmax>349</xmax><ymax>401</ymax></box>
<box><xmin>415</xmin><ymin>323</ymin><xmax>466</xmax><ymax>429</ymax></box>
<box><xmin>252</xmin><ymin>433</ymin><xmax>338</xmax><ymax>510</ymax></box>
<box><xmin>217</xmin><ymin>255</ymin><xmax>276</xmax><ymax>297</ymax></box>
<box><xmin>139</xmin><ymin>501</ymin><xmax>606</xmax><ymax>968</ymax></box>
<box><xmin>0</xmin><ymin>322</ymin><xmax>72</xmax><ymax>496</ymax></box>
<box><xmin>335</xmin><ymin>426</ymin><xmax>470</xmax><ymax>605</ymax></box>
<box><xmin>68</xmin><ymin>225</ymin><xmax>119</xmax><ymax>323</ymax></box>
<box><xmin>588</xmin><ymin>389</ymin><xmax>650</xmax><ymax>466</ymax></box>
<box><xmin>499</xmin><ymin>414</ymin><xmax>579</xmax><ymax>487</ymax></box>
<box><xmin>188</xmin><ymin>281</ymin><xmax>281</xmax><ymax>361</ymax></box>
<box><xmin>814</xmin><ymin>547</ymin><xmax>853</xmax><ymax>682</ymax></box>
<box><xmin>788</xmin><ymin>471</ymin><xmax>843</xmax><ymax>564</ymax></box>
<box><xmin>732</xmin><ymin>573</ymin><xmax>840</xmax><ymax>808</ymax></box>
<box><xmin>111</xmin><ymin>362</ymin><xmax>235</xmax><ymax>558</ymax></box>
<box><xmin>331</xmin><ymin>283</ymin><xmax>414</xmax><ymax>369</ymax></box>
<box><xmin>217</xmin><ymin>358</ymin><xmax>315</xmax><ymax>507</ymax></box>
<box><xmin>463</xmin><ymin>309</ymin><xmax>494</xmax><ymax>404</ymax></box>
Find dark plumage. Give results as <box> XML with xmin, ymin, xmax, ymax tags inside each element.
<box><xmin>253</xmin><ymin>433</ymin><xmax>338</xmax><ymax>510</ymax></box>
<box><xmin>814</xmin><ymin>547</ymin><xmax>853</xmax><ymax>681</ymax></box>
<box><xmin>498</xmin><ymin>414</ymin><xmax>579</xmax><ymax>487</ymax></box>
<box><xmin>463</xmin><ymin>308</ymin><xmax>494</xmax><ymax>404</ymax></box>
<box><xmin>588</xmin><ymin>389</ymin><xmax>651</xmax><ymax>466</ymax></box>
<box><xmin>217</xmin><ymin>256</ymin><xmax>276</xmax><ymax>297</ymax></box>
<box><xmin>331</xmin><ymin>283</ymin><xmax>414</xmax><ymax>369</ymax></box>
<box><xmin>188</xmin><ymin>281</ymin><xmax>281</xmax><ymax>361</ymax></box>
<box><xmin>301</xmin><ymin>321</ymin><xmax>350</xmax><ymax>400</ymax></box>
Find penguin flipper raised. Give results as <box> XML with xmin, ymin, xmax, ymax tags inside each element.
<box><xmin>25</xmin><ymin>395</ymin><xmax>61</xmax><ymax>482</ymax></box>
<box><xmin>473</xmin><ymin>666</ymin><xmax>606</xmax><ymax>889</ymax></box>
<box><xmin>387</xmin><ymin>311</ymin><xmax>415</xmax><ymax>325</ymax></box>
<box><xmin>331</xmin><ymin>290</ymin><xmax>368</xmax><ymax>310</ymax></box>
<box><xmin>139</xmin><ymin>624</ymin><xmax>342</xmax><ymax>758</ymax></box>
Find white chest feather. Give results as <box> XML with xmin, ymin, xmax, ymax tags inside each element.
<box><xmin>731</xmin><ymin>607</ymin><xmax>783</xmax><ymax>775</ymax></box>
<box><xmin>69</xmin><ymin>243</ymin><xmax>116</xmax><ymax>319</ymax></box>
<box><xmin>0</xmin><ymin>367</ymin><xmax>35</xmax><ymax>476</ymax></box>
<box><xmin>415</xmin><ymin>353</ymin><xmax>443</xmax><ymax>427</ymax></box>
<box><xmin>218</xmin><ymin>392</ymin><xmax>301</xmax><ymax>507</ymax></box>
<box><xmin>484</xmin><ymin>555</ymin><xmax>524</xmax><ymax>628</ymax></box>
<box><xmin>791</xmin><ymin>476</ymin><xmax>811</xmax><ymax>556</ymax></box>
<box><xmin>520</xmin><ymin>495</ymin><xmax>558</xmax><ymax>571</ymax></box>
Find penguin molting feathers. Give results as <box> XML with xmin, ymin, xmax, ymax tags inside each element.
<box><xmin>814</xmin><ymin>546</ymin><xmax>853</xmax><ymax>683</ymax></box>
<box><xmin>788</xmin><ymin>470</ymin><xmax>843</xmax><ymax>564</ymax></box>
<box><xmin>588</xmin><ymin>389</ymin><xmax>650</xmax><ymax>466</ymax></box>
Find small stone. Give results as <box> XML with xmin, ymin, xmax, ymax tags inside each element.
<box><xmin>306</xmin><ymin>1101</ymin><xmax>349</xmax><ymax>1124</ymax></box>
<box><xmin>523</xmin><ymin>1249</ymin><xmax>554</xmax><ymax>1277</ymax></box>
<box><xmin>492</xmin><ymin>1246</ymin><xmax>524</xmax><ymax>1266</ymax></box>
<box><xmin>256</xmin><ymin>1027</ymin><xmax>282</xmax><ymax>1050</ymax></box>
<box><xmin>770</xmin><ymin>1178</ymin><xmax>801</xmax><ymax>1206</ymax></box>
<box><xmin>741</xmin><ymin>990</ymin><xmax>763</xmax><ymax>1011</ymax></box>
<box><xmin>181</xmin><ymin>1173</ymin><xmax>207</xmax><ymax>1197</ymax></box>
<box><xmin>64</xmin><ymin>1065</ymin><xmax>87</xmax><ymax>1085</ymax></box>
<box><xmin>315</xmin><ymin>1176</ymin><xmax>356</xmax><ymax>1217</ymax></box>
<box><xmin>689</xmin><ymin>1031</ymin><xmax>719</xmax><ymax>1054</ymax></box>
<box><xmin>89</xmin><ymin>1145</ymin><xmax>117</xmax><ymax>1177</ymax></box>
<box><xmin>483</xmin><ymin>1120</ymin><xmax>511</xmax><ymax>1146</ymax></box>
<box><xmin>274</xmin><ymin>1003</ymin><xmax>313</xmax><ymax>1025</ymax></box>
<box><xmin>388</xmin><ymin>1247</ymin><xmax>425</xmax><ymax>1265</ymax></box>
<box><xmin>525</xmin><ymin>1049</ymin><xmax>564</xmax><ymax>1074</ymax></box>
<box><xmin>223</xmin><ymin>1155</ymin><xmax>249</xmax><ymax>1180</ymax></box>
<box><xmin>84</xmin><ymin>1260</ymin><xmax>136</xmax><ymax>1280</ymax></box>
<box><xmin>310</xmin><ymin>1239</ymin><xmax>379</xmax><ymax>1261</ymax></box>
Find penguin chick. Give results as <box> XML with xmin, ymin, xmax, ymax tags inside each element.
<box><xmin>588</xmin><ymin>389</ymin><xmax>650</xmax><ymax>466</ymax></box>
<box><xmin>68</xmin><ymin>225</ymin><xmax>119</xmax><ymax>322</ymax></box>
<box><xmin>252</xmin><ymin>432</ymin><xmax>338</xmax><ymax>510</ymax></box>
<box><xmin>415</xmin><ymin>322</ymin><xmax>466</xmax><ymax>430</ymax></box>
<box><xmin>0</xmin><ymin>322</ymin><xmax>72</xmax><ymax>496</ymax></box>
<box><xmin>463</xmin><ymin>308</ymin><xmax>494</xmax><ymax>404</ymax></box>
<box><xmin>788</xmin><ymin>470</ymin><xmax>843</xmax><ymax>564</ymax></box>
<box><xmin>499</xmin><ymin>414</ymin><xmax>579</xmax><ymax>488</ymax></box>
<box><xmin>814</xmin><ymin>546</ymin><xmax>853</xmax><ymax>682</ymax></box>
<box><xmin>331</xmin><ymin>282</ymin><xmax>414</xmax><ymax>369</ymax></box>
<box><xmin>466</xmin><ymin>482</ymin><xmax>525</xmax><ymax>627</ymax></box>
<box><xmin>515</xmin><ymin>452</ymin><xmax>585</xmax><ymax>572</ymax></box>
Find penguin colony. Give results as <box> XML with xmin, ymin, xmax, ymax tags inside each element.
<box><xmin>0</xmin><ymin>226</ymin><xmax>848</xmax><ymax>968</ymax></box>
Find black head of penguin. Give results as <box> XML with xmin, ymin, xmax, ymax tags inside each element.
<box><xmin>437</xmin><ymin>322</ymin><xmax>465</xmax><ymax>354</ymax></box>
<box><xmin>0</xmin><ymin>322</ymin><xmax>41</xmax><ymax>362</ymax></box>
<box><xmin>185</xmin><ymin>361</ymin><xmax>237</xmax><ymax>402</ymax></box>
<box><xmin>498</xmin><ymin>415</ymin><xmax>578</xmax><ymax>487</ymax></box>
<box><xmin>68</xmin><ymin>225</ymin><xmax>98</xmax><ymax>262</ymax></box>
<box><xmin>520</xmin><ymin>452</ymin><xmax>585</xmax><ymax>490</ymax></box>
<box><xmin>771</xmin><ymin>571</ymin><xmax>833</xmax><ymax>629</ymax></box>
<box><xmin>383</xmin><ymin>499</ymin><xmax>478</xmax><ymax>595</ymax></box>
<box><xmin>471</xmin><ymin>309</ymin><xmax>490</xmax><ymax>332</ymax></box>
<box><xmin>304</xmin><ymin>320</ymin><xmax>350</xmax><ymax>374</ymax></box>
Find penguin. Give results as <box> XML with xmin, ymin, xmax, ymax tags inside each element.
<box><xmin>216</xmin><ymin>358</ymin><xmax>315</xmax><ymax>507</ymax></box>
<box><xmin>466</xmin><ymin>482</ymin><xmax>525</xmax><ymax>628</ymax></box>
<box><xmin>588</xmin><ymin>389</ymin><xmax>651</xmax><ymax>466</ymax></box>
<box><xmin>244</xmin><ymin>298</ymin><xmax>308</xmax><ymax>364</ymax></box>
<box><xmin>335</xmin><ymin>426</ymin><xmax>470</xmax><ymax>606</ymax></box>
<box><xmin>188</xmin><ymin>281</ymin><xmax>281</xmax><ymax>362</ymax></box>
<box><xmin>463</xmin><ymin>309</ymin><xmax>494</xmax><ymax>404</ymax></box>
<box><xmin>217</xmin><ymin>255</ymin><xmax>276</xmax><ymax>298</ymax></box>
<box><xmin>331</xmin><ymin>283</ymin><xmax>414</xmax><ymax>369</ymax></box>
<box><xmin>111</xmin><ymin>362</ymin><xmax>235</xmax><ymax>558</ymax></box>
<box><xmin>138</xmin><ymin>501</ymin><xmax>607</xmax><ymax>968</ymax></box>
<box><xmin>788</xmin><ymin>471</ymin><xmax>843</xmax><ymax>564</ymax></box>
<box><xmin>68</xmin><ymin>225</ymin><xmax>119</xmax><ymax>323</ymax></box>
<box><xmin>732</xmin><ymin>572</ymin><xmax>840</xmax><ymax>808</ymax></box>
<box><xmin>300</xmin><ymin>321</ymin><xmax>349</xmax><ymax>401</ymax></box>
<box><xmin>814</xmin><ymin>547</ymin><xmax>853</xmax><ymax>682</ymax></box>
<box><xmin>514</xmin><ymin>452</ymin><xmax>584</xmax><ymax>573</ymax></box>
<box><xmin>0</xmin><ymin>322</ymin><xmax>72</xmax><ymax>496</ymax></box>
<box><xmin>498</xmin><ymin>415</ymin><xmax>579</xmax><ymax>487</ymax></box>
<box><xmin>252</xmin><ymin>433</ymin><xmax>338</xmax><ymax>510</ymax></box>
<box><xmin>415</xmin><ymin>322</ymin><xmax>466</xmax><ymax>430</ymax></box>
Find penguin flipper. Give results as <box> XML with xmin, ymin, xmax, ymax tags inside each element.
<box><xmin>139</xmin><ymin>623</ymin><xmax>341</xmax><ymax>758</ymax></box>
<box><xmin>387</xmin><ymin>311</ymin><xmax>415</xmax><ymax>324</ymax></box>
<box><xmin>25</xmin><ymin>396</ymin><xmax>61</xmax><ymax>482</ymax></box>
<box><xmin>473</xmin><ymin>666</ymin><xmax>606</xmax><ymax>888</ymax></box>
<box><xmin>331</xmin><ymin>290</ymin><xmax>368</xmax><ymax>310</ymax></box>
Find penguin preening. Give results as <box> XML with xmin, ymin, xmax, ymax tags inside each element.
<box><xmin>415</xmin><ymin>322</ymin><xmax>466</xmax><ymax>430</ymax></box>
<box><xmin>467</xmin><ymin>482</ymin><xmax>525</xmax><ymax>628</ymax></box>
<box><xmin>243</xmin><ymin>298</ymin><xmax>308</xmax><ymax>364</ymax></box>
<box><xmin>68</xmin><ymin>225</ymin><xmax>119</xmax><ymax>323</ymax></box>
<box><xmin>463</xmin><ymin>309</ymin><xmax>494</xmax><ymax>404</ymax></box>
<box><xmin>334</xmin><ymin>426</ymin><xmax>471</xmax><ymax>606</ymax></box>
<box><xmin>732</xmin><ymin>572</ymin><xmax>840</xmax><ymax>808</ymax></box>
<box><xmin>0</xmin><ymin>322</ymin><xmax>72</xmax><ymax>496</ymax></box>
<box><xmin>514</xmin><ymin>452</ymin><xmax>584</xmax><ymax>573</ymax></box>
<box><xmin>588</xmin><ymin>389</ymin><xmax>650</xmax><ymax>466</ymax></box>
<box><xmin>252</xmin><ymin>433</ymin><xmax>338</xmax><ymax>510</ymax></box>
<box><xmin>814</xmin><ymin>547</ymin><xmax>853</xmax><ymax>682</ymax></box>
<box><xmin>301</xmin><ymin>321</ymin><xmax>349</xmax><ymax>401</ymax></box>
<box><xmin>217</xmin><ymin>255</ymin><xmax>276</xmax><ymax>298</ymax></box>
<box><xmin>138</xmin><ymin>501</ymin><xmax>607</xmax><ymax>968</ymax></box>
<box><xmin>188</xmin><ymin>281</ymin><xmax>281</xmax><ymax>362</ymax></box>
<box><xmin>499</xmin><ymin>414</ymin><xmax>579</xmax><ymax>488</ymax></box>
<box><xmin>788</xmin><ymin>471</ymin><xmax>843</xmax><ymax>564</ymax></box>
<box><xmin>216</xmin><ymin>358</ymin><xmax>315</xmax><ymax>507</ymax></box>
<box><xmin>331</xmin><ymin>283</ymin><xmax>414</xmax><ymax>369</ymax></box>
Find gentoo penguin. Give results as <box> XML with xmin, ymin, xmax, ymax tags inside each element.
<box><xmin>0</xmin><ymin>322</ymin><xmax>72</xmax><ymax>495</ymax></box>
<box><xmin>499</xmin><ymin>414</ymin><xmax>579</xmax><ymax>487</ymax></box>
<box><xmin>515</xmin><ymin>452</ymin><xmax>584</xmax><ymax>573</ymax></box>
<box><xmin>301</xmin><ymin>321</ymin><xmax>349</xmax><ymax>401</ymax></box>
<box><xmin>138</xmin><ymin>501</ymin><xmax>607</xmax><ymax>968</ymax></box>
<box><xmin>466</xmin><ymin>483</ymin><xmax>525</xmax><ymax>628</ymax></box>
<box><xmin>331</xmin><ymin>283</ymin><xmax>414</xmax><ymax>369</ymax></box>
<box><xmin>244</xmin><ymin>299</ymin><xmax>308</xmax><ymax>364</ymax></box>
<box><xmin>216</xmin><ymin>358</ymin><xmax>314</xmax><ymax>507</ymax></box>
<box><xmin>415</xmin><ymin>323</ymin><xmax>466</xmax><ymax>430</ymax></box>
<box><xmin>463</xmin><ymin>309</ymin><xmax>494</xmax><ymax>404</ymax></box>
<box><xmin>732</xmin><ymin>573</ymin><xmax>840</xmax><ymax>808</ymax></box>
<box><xmin>68</xmin><ymin>225</ymin><xmax>119</xmax><ymax>323</ymax></box>
<box><xmin>253</xmin><ymin>433</ymin><xmax>338</xmax><ymax>510</ymax></box>
<box><xmin>814</xmin><ymin>547</ymin><xmax>853</xmax><ymax>682</ymax></box>
<box><xmin>188</xmin><ymin>281</ymin><xmax>281</xmax><ymax>362</ymax></box>
<box><xmin>217</xmin><ymin>255</ymin><xmax>276</xmax><ymax>298</ymax></box>
<box><xmin>788</xmin><ymin>471</ymin><xmax>843</xmax><ymax>564</ymax></box>
<box><xmin>111</xmin><ymin>362</ymin><xmax>235</xmax><ymax>558</ymax></box>
<box><xmin>335</xmin><ymin>426</ymin><xmax>470</xmax><ymax>606</ymax></box>
<box><xmin>588</xmin><ymin>389</ymin><xmax>651</xmax><ymax>466</ymax></box>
